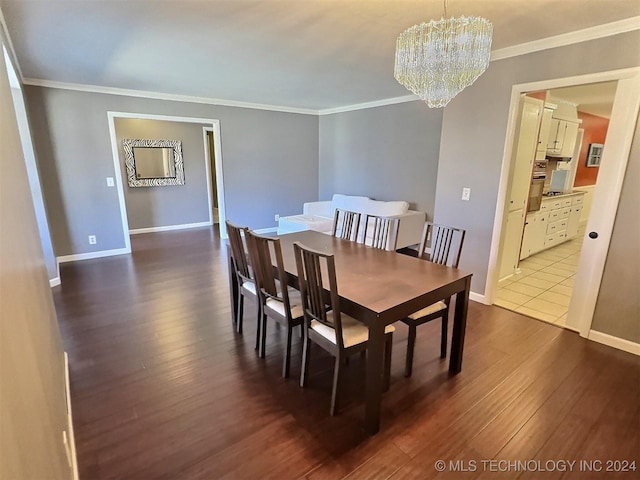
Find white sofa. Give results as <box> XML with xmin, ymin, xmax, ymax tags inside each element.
<box><xmin>277</xmin><ymin>194</ymin><xmax>426</xmax><ymax>250</ymax></box>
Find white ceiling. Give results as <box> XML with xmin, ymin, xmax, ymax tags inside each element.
<box><xmin>1</xmin><ymin>1</ymin><xmax>639</xmax><ymax>110</ymax></box>
<box><xmin>549</xmin><ymin>81</ymin><xmax>618</xmax><ymax>118</ymax></box>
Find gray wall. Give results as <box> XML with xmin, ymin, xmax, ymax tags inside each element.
<box><xmin>9</xmin><ymin>82</ymin><xmax>58</xmax><ymax>281</ymax></box>
<box><xmin>318</xmin><ymin>101</ymin><xmax>442</xmax><ymax>215</ymax></box>
<box><xmin>0</xmin><ymin>41</ymin><xmax>71</xmax><ymax>480</ymax></box>
<box><xmin>115</xmin><ymin>118</ymin><xmax>210</xmax><ymax>230</ymax></box>
<box><xmin>24</xmin><ymin>86</ymin><xmax>319</xmax><ymax>256</ymax></box>
<box><xmin>434</xmin><ymin>30</ymin><xmax>640</xmax><ymax>296</ymax></box>
<box><xmin>591</xmin><ymin>116</ymin><xmax>640</xmax><ymax>343</ymax></box>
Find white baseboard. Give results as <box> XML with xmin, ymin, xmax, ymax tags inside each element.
<box><xmin>49</xmin><ymin>277</ymin><xmax>61</xmax><ymax>288</ymax></box>
<box><xmin>470</xmin><ymin>291</ymin><xmax>488</xmax><ymax>304</ymax></box>
<box><xmin>253</xmin><ymin>227</ymin><xmax>278</xmax><ymax>234</ymax></box>
<box><xmin>588</xmin><ymin>330</ymin><xmax>640</xmax><ymax>356</ymax></box>
<box><xmin>129</xmin><ymin>221</ymin><xmax>212</xmax><ymax>235</ymax></box>
<box><xmin>57</xmin><ymin>247</ymin><xmax>130</xmax><ymax>264</ymax></box>
<box><xmin>63</xmin><ymin>353</ymin><xmax>79</xmax><ymax>480</ymax></box>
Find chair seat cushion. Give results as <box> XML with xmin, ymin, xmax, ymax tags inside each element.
<box><xmin>407</xmin><ymin>301</ymin><xmax>447</xmax><ymax>320</ymax></box>
<box><xmin>266</xmin><ymin>291</ymin><xmax>304</xmax><ymax>319</ymax></box>
<box><xmin>241</xmin><ymin>280</ymin><xmax>257</xmax><ymax>295</ymax></box>
<box><xmin>311</xmin><ymin>312</ymin><xmax>395</xmax><ymax>348</ymax></box>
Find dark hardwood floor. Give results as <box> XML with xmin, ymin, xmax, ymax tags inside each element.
<box><xmin>53</xmin><ymin>227</ymin><xmax>640</xmax><ymax>479</ymax></box>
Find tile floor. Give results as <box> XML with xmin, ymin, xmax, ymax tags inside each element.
<box><xmin>495</xmin><ymin>225</ymin><xmax>585</xmax><ymax>327</ymax></box>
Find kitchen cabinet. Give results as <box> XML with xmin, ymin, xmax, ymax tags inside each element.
<box><xmin>519</xmin><ymin>192</ymin><xmax>585</xmax><ymax>258</ymax></box>
<box><xmin>547</xmin><ymin>118</ymin><xmax>579</xmax><ymax>157</ymax></box>
<box><xmin>500</xmin><ymin>209</ymin><xmax>526</xmax><ymax>279</ymax></box>
<box><xmin>535</xmin><ymin>107</ymin><xmax>554</xmax><ymax>161</ymax></box>
<box><xmin>520</xmin><ymin>211</ymin><xmax>548</xmax><ymax>259</ymax></box>
<box><xmin>508</xmin><ymin>96</ymin><xmax>544</xmax><ymax>212</ymax></box>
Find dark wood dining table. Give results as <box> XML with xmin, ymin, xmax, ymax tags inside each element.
<box><xmin>228</xmin><ymin>230</ymin><xmax>472</xmax><ymax>435</ymax></box>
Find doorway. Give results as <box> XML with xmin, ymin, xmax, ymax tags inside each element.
<box><xmin>488</xmin><ymin>68</ymin><xmax>640</xmax><ymax>338</ymax></box>
<box><xmin>107</xmin><ymin>113</ymin><xmax>228</xmax><ymax>255</ymax></box>
<box><xmin>203</xmin><ymin>127</ymin><xmax>226</xmax><ymax>237</ymax></box>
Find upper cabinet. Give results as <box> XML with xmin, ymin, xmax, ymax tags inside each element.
<box><xmin>535</xmin><ymin>107</ymin><xmax>554</xmax><ymax>161</ymax></box>
<box><xmin>547</xmin><ymin>118</ymin><xmax>579</xmax><ymax>157</ymax></box>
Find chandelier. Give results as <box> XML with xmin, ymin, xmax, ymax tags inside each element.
<box><xmin>394</xmin><ymin>12</ymin><xmax>493</xmax><ymax>108</ymax></box>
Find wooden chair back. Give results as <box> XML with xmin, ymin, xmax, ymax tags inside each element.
<box><xmin>362</xmin><ymin>215</ymin><xmax>399</xmax><ymax>251</ymax></box>
<box><xmin>418</xmin><ymin>222</ymin><xmax>466</xmax><ymax>268</ymax></box>
<box><xmin>226</xmin><ymin>220</ymin><xmax>252</xmax><ymax>282</ymax></box>
<box><xmin>331</xmin><ymin>208</ymin><xmax>361</xmax><ymax>242</ymax></box>
<box><xmin>245</xmin><ymin>230</ymin><xmax>291</xmax><ymax>309</ymax></box>
<box><xmin>293</xmin><ymin>241</ymin><xmax>345</xmax><ymax>350</ymax></box>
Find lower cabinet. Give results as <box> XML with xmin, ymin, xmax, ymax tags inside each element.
<box><xmin>520</xmin><ymin>193</ymin><xmax>585</xmax><ymax>259</ymax></box>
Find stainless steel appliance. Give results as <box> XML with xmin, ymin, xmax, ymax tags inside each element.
<box><xmin>527</xmin><ymin>161</ymin><xmax>547</xmax><ymax>212</ymax></box>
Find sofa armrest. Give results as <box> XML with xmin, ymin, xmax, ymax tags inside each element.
<box><xmin>303</xmin><ymin>200</ymin><xmax>332</xmax><ymax>217</ymax></box>
<box><xmin>393</xmin><ymin>210</ymin><xmax>426</xmax><ymax>250</ymax></box>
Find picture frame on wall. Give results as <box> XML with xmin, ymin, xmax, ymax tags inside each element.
<box><xmin>586</xmin><ymin>143</ymin><xmax>604</xmax><ymax>167</ymax></box>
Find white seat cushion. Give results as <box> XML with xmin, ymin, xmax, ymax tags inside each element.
<box><xmin>311</xmin><ymin>312</ymin><xmax>395</xmax><ymax>348</ymax></box>
<box><xmin>266</xmin><ymin>291</ymin><xmax>304</xmax><ymax>319</ymax></box>
<box><xmin>407</xmin><ymin>301</ymin><xmax>447</xmax><ymax>320</ymax></box>
<box><xmin>241</xmin><ymin>280</ymin><xmax>257</xmax><ymax>295</ymax></box>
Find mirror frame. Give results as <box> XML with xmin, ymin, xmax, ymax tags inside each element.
<box><xmin>123</xmin><ymin>138</ymin><xmax>185</xmax><ymax>187</ymax></box>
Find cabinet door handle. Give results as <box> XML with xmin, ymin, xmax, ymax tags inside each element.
<box><xmin>589</xmin><ymin>231</ymin><xmax>598</xmax><ymax>239</ymax></box>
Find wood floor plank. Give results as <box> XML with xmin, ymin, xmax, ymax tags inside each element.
<box><xmin>51</xmin><ymin>228</ymin><xmax>640</xmax><ymax>479</ymax></box>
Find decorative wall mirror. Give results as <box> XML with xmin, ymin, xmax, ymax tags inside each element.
<box><xmin>123</xmin><ymin>138</ymin><xmax>185</xmax><ymax>187</ymax></box>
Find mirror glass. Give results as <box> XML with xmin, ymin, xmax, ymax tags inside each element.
<box><xmin>132</xmin><ymin>147</ymin><xmax>176</xmax><ymax>179</ymax></box>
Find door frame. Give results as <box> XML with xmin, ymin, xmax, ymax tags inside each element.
<box><xmin>203</xmin><ymin>125</ymin><xmax>227</xmax><ymax>238</ymax></box>
<box><xmin>485</xmin><ymin>67</ymin><xmax>640</xmax><ymax>338</ymax></box>
<box><xmin>107</xmin><ymin>112</ymin><xmax>228</xmax><ymax>254</ymax></box>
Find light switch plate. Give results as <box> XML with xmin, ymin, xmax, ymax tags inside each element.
<box><xmin>106</xmin><ymin>177</ymin><xmax>115</xmax><ymax>187</ymax></box>
<box><xmin>462</xmin><ymin>187</ymin><xmax>471</xmax><ymax>201</ymax></box>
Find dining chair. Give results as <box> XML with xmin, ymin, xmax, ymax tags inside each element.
<box><xmin>245</xmin><ymin>230</ymin><xmax>304</xmax><ymax>378</ymax></box>
<box><xmin>331</xmin><ymin>208</ymin><xmax>361</xmax><ymax>242</ymax></box>
<box><xmin>225</xmin><ymin>220</ymin><xmax>260</xmax><ymax>346</ymax></box>
<box><xmin>401</xmin><ymin>222</ymin><xmax>466</xmax><ymax>377</ymax></box>
<box><xmin>361</xmin><ymin>214</ymin><xmax>399</xmax><ymax>251</ymax></box>
<box><xmin>293</xmin><ymin>241</ymin><xmax>395</xmax><ymax>415</ymax></box>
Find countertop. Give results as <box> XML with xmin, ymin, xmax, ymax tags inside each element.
<box><xmin>541</xmin><ymin>191</ymin><xmax>586</xmax><ymax>200</ymax></box>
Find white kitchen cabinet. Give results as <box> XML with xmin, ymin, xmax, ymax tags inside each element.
<box><xmin>508</xmin><ymin>96</ymin><xmax>543</xmax><ymax>212</ymax></box>
<box><xmin>520</xmin><ymin>192</ymin><xmax>585</xmax><ymax>257</ymax></box>
<box><xmin>547</xmin><ymin>118</ymin><xmax>579</xmax><ymax>157</ymax></box>
<box><xmin>535</xmin><ymin>107</ymin><xmax>554</xmax><ymax>161</ymax></box>
<box><xmin>566</xmin><ymin>195</ymin><xmax>584</xmax><ymax>238</ymax></box>
<box><xmin>560</xmin><ymin>121</ymin><xmax>579</xmax><ymax>157</ymax></box>
<box><xmin>500</xmin><ymin>209</ymin><xmax>526</xmax><ymax>279</ymax></box>
<box><xmin>520</xmin><ymin>211</ymin><xmax>549</xmax><ymax>259</ymax></box>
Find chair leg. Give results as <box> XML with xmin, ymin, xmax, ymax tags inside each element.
<box><xmin>300</xmin><ymin>337</ymin><xmax>310</xmax><ymax>388</ymax></box>
<box><xmin>383</xmin><ymin>333</ymin><xmax>393</xmax><ymax>392</ymax></box>
<box><xmin>440</xmin><ymin>315</ymin><xmax>448</xmax><ymax>359</ymax></box>
<box><xmin>405</xmin><ymin>324</ymin><xmax>416</xmax><ymax>377</ymax></box>
<box><xmin>236</xmin><ymin>293</ymin><xmax>244</xmax><ymax>334</ymax></box>
<box><xmin>259</xmin><ymin>313</ymin><xmax>267</xmax><ymax>358</ymax></box>
<box><xmin>330</xmin><ymin>356</ymin><xmax>342</xmax><ymax>416</ymax></box>
<box><xmin>254</xmin><ymin>304</ymin><xmax>261</xmax><ymax>351</ymax></box>
<box><xmin>283</xmin><ymin>325</ymin><xmax>293</xmax><ymax>378</ymax></box>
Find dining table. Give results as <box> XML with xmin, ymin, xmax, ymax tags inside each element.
<box><xmin>228</xmin><ymin>230</ymin><xmax>472</xmax><ymax>435</ymax></box>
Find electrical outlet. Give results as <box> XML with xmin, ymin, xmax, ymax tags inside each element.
<box><xmin>106</xmin><ymin>177</ymin><xmax>115</xmax><ymax>187</ymax></box>
<box><xmin>88</xmin><ymin>235</ymin><xmax>97</xmax><ymax>245</ymax></box>
<box><xmin>461</xmin><ymin>187</ymin><xmax>471</xmax><ymax>201</ymax></box>
<box><xmin>274</xmin><ymin>214</ymin><xmax>279</xmax><ymax>222</ymax></box>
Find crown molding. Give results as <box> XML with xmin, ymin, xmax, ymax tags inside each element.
<box><xmin>21</xmin><ymin>78</ymin><xmax>319</xmax><ymax>115</ymax></box>
<box><xmin>491</xmin><ymin>16</ymin><xmax>640</xmax><ymax>62</ymax></box>
<box><xmin>318</xmin><ymin>95</ymin><xmax>418</xmax><ymax>115</ymax></box>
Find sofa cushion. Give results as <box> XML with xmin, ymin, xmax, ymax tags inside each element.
<box><xmin>331</xmin><ymin>193</ymin><xmax>371</xmax><ymax>216</ymax></box>
<box><xmin>364</xmin><ymin>199</ymin><xmax>409</xmax><ymax>217</ymax></box>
